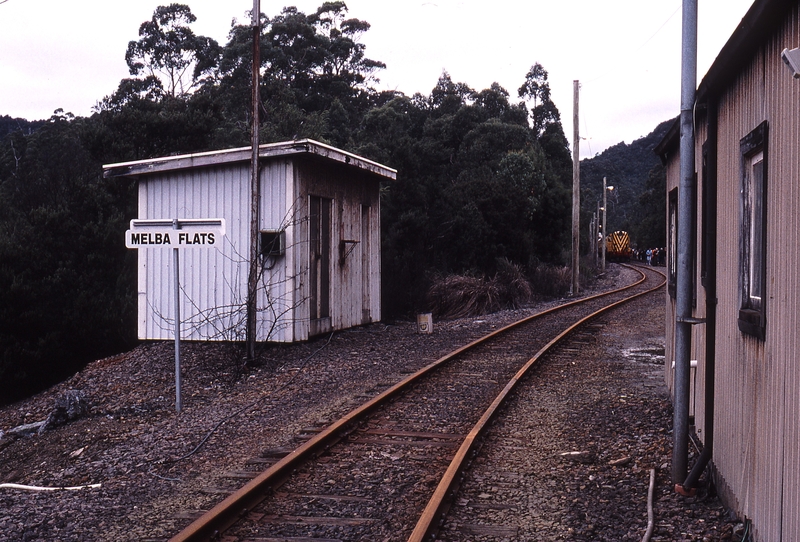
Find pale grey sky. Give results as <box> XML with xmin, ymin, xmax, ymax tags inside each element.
<box><xmin>0</xmin><ymin>0</ymin><xmax>754</xmax><ymax>158</ymax></box>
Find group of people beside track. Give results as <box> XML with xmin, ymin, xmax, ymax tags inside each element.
<box><xmin>632</xmin><ymin>247</ymin><xmax>665</xmax><ymax>266</ymax></box>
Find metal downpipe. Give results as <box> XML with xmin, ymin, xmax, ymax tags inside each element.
<box><xmin>672</xmin><ymin>0</ymin><xmax>697</xmax><ymax>487</ymax></box>
<box><xmin>683</xmin><ymin>102</ymin><xmax>718</xmax><ymax>491</ymax></box>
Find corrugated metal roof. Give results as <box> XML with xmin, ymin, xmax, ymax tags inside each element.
<box><xmin>102</xmin><ymin>139</ymin><xmax>397</xmax><ymax>181</ymax></box>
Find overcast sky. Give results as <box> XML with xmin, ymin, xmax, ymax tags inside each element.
<box><xmin>1</xmin><ymin>0</ymin><xmax>754</xmax><ymax>158</ymax></box>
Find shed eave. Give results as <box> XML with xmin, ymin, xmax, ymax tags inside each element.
<box><xmin>102</xmin><ymin>138</ymin><xmax>397</xmax><ymax>181</ymax></box>
<box><xmin>696</xmin><ymin>0</ymin><xmax>795</xmax><ymax>104</ymax></box>
<box><xmin>653</xmin><ymin>116</ymin><xmax>681</xmax><ymax>165</ymax></box>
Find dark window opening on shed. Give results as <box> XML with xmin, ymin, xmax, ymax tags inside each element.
<box><xmin>738</xmin><ymin>120</ymin><xmax>768</xmax><ymax>340</ymax></box>
<box><xmin>260</xmin><ymin>230</ymin><xmax>286</xmax><ymax>257</ymax></box>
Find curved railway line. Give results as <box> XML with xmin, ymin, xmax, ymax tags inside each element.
<box><xmin>172</xmin><ymin>264</ymin><xmax>666</xmax><ymax>541</ymax></box>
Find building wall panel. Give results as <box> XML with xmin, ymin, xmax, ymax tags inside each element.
<box><xmin>138</xmin><ymin>164</ymin><xmax>251</xmax><ymax>342</ymax></box>
<box><xmin>701</xmin><ymin>7</ymin><xmax>800</xmax><ymax>540</ymax></box>
<box><xmin>713</xmin><ymin>50</ymin><xmax>769</xmax><ymax>533</ymax></box>
<box><xmin>781</xmin><ymin>11</ymin><xmax>800</xmax><ymax>540</ymax></box>
<box><xmin>662</xmin><ymin>5</ymin><xmax>800</xmax><ymax>539</ymax></box>
<box><xmin>256</xmin><ymin>160</ymin><xmax>294</xmax><ymax>343</ymax></box>
<box><xmin>299</xmin><ymin>161</ymin><xmax>382</xmax><ymax>337</ymax></box>
<box><xmin>772</xmin><ymin>9</ymin><xmax>800</xmax><ymax>540</ymax></box>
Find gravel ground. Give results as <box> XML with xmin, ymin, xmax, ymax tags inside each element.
<box><xmin>0</xmin><ymin>265</ymin><xmax>743</xmax><ymax>541</ymax></box>
<box><xmin>441</xmin><ymin>285</ymin><xmax>739</xmax><ymax>541</ymax></box>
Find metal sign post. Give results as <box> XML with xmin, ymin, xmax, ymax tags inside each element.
<box><xmin>172</xmin><ymin>219</ymin><xmax>182</xmax><ymax>412</ymax></box>
<box><xmin>126</xmin><ymin>218</ymin><xmax>226</xmax><ymax>413</ymax></box>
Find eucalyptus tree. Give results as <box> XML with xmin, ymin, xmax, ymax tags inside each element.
<box><xmin>373</xmin><ymin>68</ymin><xmax>574</xmax><ymax>316</ymax></box>
<box><xmin>518</xmin><ymin>62</ymin><xmax>561</xmax><ymax>138</ymax></box>
<box><xmin>125</xmin><ymin>3</ymin><xmax>222</xmax><ymax>99</ymax></box>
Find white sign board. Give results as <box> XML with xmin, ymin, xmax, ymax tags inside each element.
<box><xmin>125</xmin><ymin>218</ymin><xmax>226</xmax><ymax>249</ymax></box>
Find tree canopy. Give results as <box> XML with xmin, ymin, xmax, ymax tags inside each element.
<box><xmin>125</xmin><ymin>3</ymin><xmax>222</xmax><ymax>98</ymax></box>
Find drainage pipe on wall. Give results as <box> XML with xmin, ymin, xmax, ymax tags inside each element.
<box><xmin>683</xmin><ymin>101</ymin><xmax>718</xmax><ymax>491</ymax></box>
<box><xmin>672</xmin><ymin>0</ymin><xmax>698</xmax><ymax>488</ymax></box>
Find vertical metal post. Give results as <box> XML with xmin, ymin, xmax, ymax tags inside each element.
<box><xmin>602</xmin><ymin>177</ymin><xmax>608</xmax><ymax>273</ymax></box>
<box><xmin>246</xmin><ymin>0</ymin><xmax>261</xmax><ymax>362</ymax></box>
<box><xmin>590</xmin><ymin>212</ymin><xmax>597</xmax><ymax>269</ymax></box>
<box><xmin>673</xmin><ymin>0</ymin><xmax>697</xmax><ymax>487</ymax></box>
<box><xmin>571</xmin><ymin>80</ymin><xmax>580</xmax><ymax>294</ymax></box>
<box><xmin>172</xmin><ymin>219</ymin><xmax>182</xmax><ymax>413</ymax></box>
<box><xmin>595</xmin><ymin>201</ymin><xmax>601</xmax><ymax>268</ymax></box>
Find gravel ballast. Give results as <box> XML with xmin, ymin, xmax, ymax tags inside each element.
<box><xmin>0</xmin><ymin>266</ymin><xmax>741</xmax><ymax>541</ymax></box>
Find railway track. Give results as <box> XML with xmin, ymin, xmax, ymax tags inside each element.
<box><xmin>171</xmin><ymin>264</ymin><xmax>666</xmax><ymax>541</ymax></box>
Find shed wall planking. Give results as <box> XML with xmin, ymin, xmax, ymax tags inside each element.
<box><xmin>713</xmin><ymin>43</ymin><xmax>783</xmax><ymax>540</ymax></box>
<box><xmin>689</xmin><ymin>6</ymin><xmax>800</xmax><ymax>539</ymax></box>
<box><xmin>664</xmin><ymin>146</ymin><xmax>680</xmax><ymax>394</ymax></box>
<box><xmin>664</xmin><ymin>118</ymin><xmax>708</xmax><ymax>437</ymax></box>
<box><xmin>256</xmin><ymin>160</ymin><xmax>294</xmax><ymax>343</ymax></box>
<box><xmin>299</xmin><ymin>160</ymin><xmax>382</xmax><ymax>335</ymax></box>
<box><xmin>138</xmin><ymin>164</ymin><xmax>251</xmax><ymax>342</ymax></box>
<box><xmin>780</xmin><ymin>9</ymin><xmax>800</xmax><ymax>538</ymax></box>
<box><xmin>691</xmin><ymin>119</ymin><xmax>708</xmax><ymax>434</ymax></box>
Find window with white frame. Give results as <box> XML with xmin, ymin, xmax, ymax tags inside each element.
<box><xmin>738</xmin><ymin>121</ymin><xmax>768</xmax><ymax>340</ymax></box>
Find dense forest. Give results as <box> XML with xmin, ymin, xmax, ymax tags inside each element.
<box><xmin>580</xmin><ymin>118</ymin><xmax>672</xmax><ymax>250</ymax></box>
<box><xmin>0</xmin><ymin>2</ymin><xmax>664</xmax><ymax>405</ymax></box>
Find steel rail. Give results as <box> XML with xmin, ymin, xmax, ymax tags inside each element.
<box><xmin>170</xmin><ymin>266</ymin><xmax>651</xmax><ymax>541</ymax></box>
<box><xmin>408</xmin><ymin>264</ymin><xmax>666</xmax><ymax>541</ymax></box>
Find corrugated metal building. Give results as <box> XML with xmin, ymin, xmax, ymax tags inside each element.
<box><xmin>104</xmin><ymin>139</ymin><xmax>396</xmax><ymax>343</ymax></box>
<box><xmin>656</xmin><ymin>1</ymin><xmax>800</xmax><ymax>539</ymax></box>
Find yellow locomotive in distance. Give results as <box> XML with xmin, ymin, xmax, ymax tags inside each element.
<box><xmin>605</xmin><ymin>230</ymin><xmax>632</xmax><ymax>261</ymax></box>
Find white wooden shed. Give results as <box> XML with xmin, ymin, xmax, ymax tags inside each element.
<box><xmin>103</xmin><ymin>139</ymin><xmax>396</xmax><ymax>343</ymax></box>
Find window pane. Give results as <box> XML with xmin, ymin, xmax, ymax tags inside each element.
<box><xmin>749</xmin><ymin>157</ymin><xmax>764</xmax><ymax>303</ymax></box>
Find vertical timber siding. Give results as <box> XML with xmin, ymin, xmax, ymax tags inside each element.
<box><xmin>781</xmin><ymin>10</ymin><xmax>800</xmax><ymax>538</ymax></box>
<box><xmin>256</xmin><ymin>160</ymin><xmax>294</xmax><ymax>343</ymax></box>
<box><xmin>714</xmin><ymin>26</ymin><xmax>789</xmax><ymax>542</ymax></box>
<box><xmin>299</xmin><ymin>160</ymin><xmax>381</xmax><ymax>336</ymax></box>
<box><xmin>138</xmin><ymin>164</ymin><xmax>251</xmax><ymax>342</ymax></box>
<box><xmin>664</xmin><ymin>3</ymin><xmax>800</xmax><ymax>539</ymax></box>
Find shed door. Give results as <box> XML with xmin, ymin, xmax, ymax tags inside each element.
<box><xmin>309</xmin><ymin>196</ymin><xmax>331</xmax><ymax>329</ymax></box>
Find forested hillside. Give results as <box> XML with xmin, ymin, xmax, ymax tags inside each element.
<box><xmin>580</xmin><ymin>119</ymin><xmax>672</xmax><ymax>249</ymax></box>
<box><xmin>0</xmin><ymin>2</ymin><xmax>662</xmax><ymax>405</ymax></box>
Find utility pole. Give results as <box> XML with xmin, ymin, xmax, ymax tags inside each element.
<box><xmin>595</xmin><ymin>201</ymin><xmax>601</xmax><ymax>268</ymax></box>
<box><xmin>246</xmin><ymin>0</ymin><xmax>261</xmax><ymax>362</ymax></box>
<box><xmin>602</xmin><ymin>177</ymin><xmax>608</xmax><ymax>273</ymax></box>
<box><xmin>571</xmin><ymin>80</ymin><xmax>580</xmax><ymax>294</ymax></box>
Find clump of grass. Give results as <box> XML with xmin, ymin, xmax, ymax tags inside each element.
<box><xmin>426</xmin><ymin>259</ymin><xmax>532</xmax><ymax>319</ymax></box>
<box><xmin>528</xmin><ymin>263</ymin><xmax>573</xmax><ymax>298</ymax></box>
<box><xmin>495</xmin><ymin>258</ymin><xmax>533</xmax><ymax>309</ymax></box>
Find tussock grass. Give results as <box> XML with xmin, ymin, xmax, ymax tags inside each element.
<box><xmin>426</xmin><ymin>259</ymin><xmax>539</xmax><ymax>319</ymax></box>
